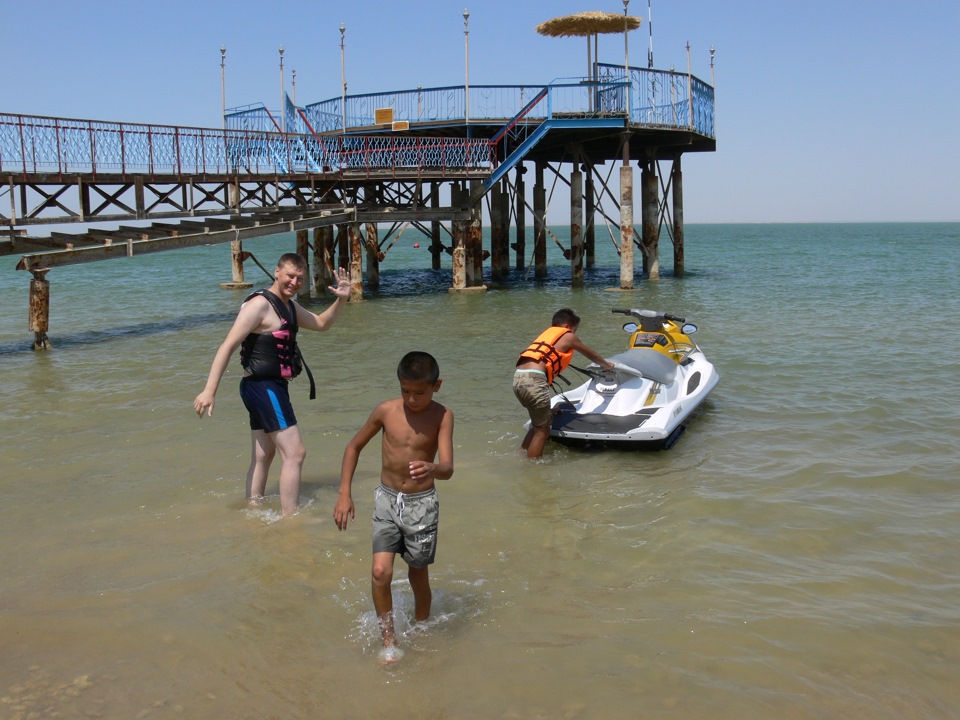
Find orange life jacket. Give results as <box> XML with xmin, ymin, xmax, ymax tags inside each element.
<box><xmin>517</xmin><ymin>326</ymin><xmax>573</xmax><ymax>383</ymax></box>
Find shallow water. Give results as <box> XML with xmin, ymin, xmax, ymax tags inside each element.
<box><xmin>1</xmin><ymin>223</ymin><xmax>959</xmax><ymax>719</ymax></box>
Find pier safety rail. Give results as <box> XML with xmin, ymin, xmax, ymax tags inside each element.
<box><xmin>236</xmin><ymin>64</ymin><xmax>714</xmax><ymax>139</ymax></box>
<box><xmin>2</xmin><ymin>64</ymin><xmax>713</xmax><ymax>227</ymax></box>
<box><xmin>0</xmin><ymin>115</ymin><xmax>494</xmax><ymax>182</ymax></box>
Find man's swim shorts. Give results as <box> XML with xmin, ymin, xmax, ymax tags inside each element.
<box><xmin>239</xmin><ymin>376</ymin><xmax>297</xmax><ymax>433</ymax></box>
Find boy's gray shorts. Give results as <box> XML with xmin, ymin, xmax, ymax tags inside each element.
<box><xmin>372</xmin><ymin>484</ymin><xmax>439</xmax><ymax>568</ymax></box>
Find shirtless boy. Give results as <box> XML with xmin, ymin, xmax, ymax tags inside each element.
<box><xmin>334</xmin><ymin>351</ymin><xmax>454</xmax><ymax>661</ymax></box>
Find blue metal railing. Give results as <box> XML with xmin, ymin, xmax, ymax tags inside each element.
<box><xmin>263</xmin><ymin>68</ymin><xmax>715</xmax><ymax>137</ymax></box>
<box><xmin>0</xmin><ymin>113</ymin><xmax>494</xmax><ymax>177</ymax></box>
<box><xmin>2</xmin><ymin>66</ymin><xmax>712</xmax><ymax>179</ymax></box>
<box><xmin>596</xmin><ymin>63</ymin><xmax>715</xmax><ymax>137</ymax></box>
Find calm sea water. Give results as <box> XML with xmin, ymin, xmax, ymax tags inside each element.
<box><xmin>1</xmin><ymin>223</ymin><xmax>958</xmax><ymax>719</ymax></box>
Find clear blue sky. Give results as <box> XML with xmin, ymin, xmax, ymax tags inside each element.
<box><xmin>4</xmin><ymin>0</ymin><xmax>958</xmax><ymax>223</ymax></box>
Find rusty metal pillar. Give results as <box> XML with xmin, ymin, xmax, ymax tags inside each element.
<box><xmin>514</xmin><ymin>166</ymin><xmax>526</xmax><ymax>270</ymax></box>
<box><xmin>619</xmin><ymin>164</ymin><xmax>634</xmax><ymax>290</ymax></box>
<box><xmin>313</xmin><ymin>226</ymin><xmax>335</xmax><ymax>294</ymax></box>
<box><xmin>490</xmin><ymin>182</ymin><xmax>506</xmax><ymax>281</ymax></box>
<box><xmin>450</xmin><ymin>185</ymin><xmax>466</xmax><ymax>290</ymax></box>
<box><xmin>585</xmin><ymin>164</ymin><xmax>596</xmax><ymax>269</ymax></box>
<box><xmin>570</xmin><ymin>167</ymin><xmax>584</xmax><ymax>286</ymax></box>
<box><xmin>430</xmin><ymin>182</ymin><xmax>442</xmax><ymax>270</ymax></box>
<box><xmin>642</xmin><ymin>159</ymin><xmax>660</xmax><ymax>281</ymax></box>
<box><xmin>672</xmin><ymin>155</ymin><xmax>685</xmax><ymax>278</ymax></box>
<box><xmin>365</xmin><ymin>222</ymin><xmax>380</xmax><ymax>289</ymax></box>
<box><xmin>296</xmin><ymin>229</ymin><xmax>310</xmax><ymax>299</ymax></box>
<box><xmin>337</xmin><ymin>224</ymin><xmax>349</xmax><ymax>270</ymax></box>
<box><xmin>230</xmin><ymin>241</ymin><xmax>244</xmax><ymax>283</ymax></box>
<box><xmin>467</xmin><ymin>180</ymin><xmax>483</xmax><ymax>287</ymax></box>
<box><xmin>348</xmin><ymin>223</ymin><xmax>363</xmax><ymax>301</ymax></box>
<box><xmin>220</xmin><ymin>234</ymin><xmax>252</xmax><ymax>289</ymax></box>
<box><xmin>29</xmin><ymin>269</ymin><xmax>52</xmax><ymax>350</ymax></box>
<box><xmin>534</xmin><ymin>162</ymin><xmax>547</xmax><ymax>279</ymax></box>
<box><xmin>221</xmin><ymin>180</ymin><xmax>250</xmax><ymax>288</ymax></box>
<box><xmin>498</xmin><ymin>180</ymin><xmax>510</xmax><ymax>278</ymax></box>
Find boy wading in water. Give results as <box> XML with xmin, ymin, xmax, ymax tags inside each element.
<box><xmin>514</xmin><ymin>307</ymin><xmax>614</xmax><ymax>459</ymax></box>
<box><xmin>334</xmin><ymin>352</ymin><xmax>454</xmax><ymax>662</ymax></box>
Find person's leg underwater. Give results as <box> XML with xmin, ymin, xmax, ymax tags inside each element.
<box><xmin>246</xmin><ymin>429</ymin><xmax>275</xmax><ymax>503</ymax></box>
<box><xmin>272</xmin><ymin>424</ymin><xmax>306</xmax><ymax>515</ymax></box>
<box><xmin>407</xmin><ymin>565</ymin><xmax>432</xmax><ymax>622</ymax></box>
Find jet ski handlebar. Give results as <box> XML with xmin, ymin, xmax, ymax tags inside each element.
<box><xmin>611</xmin><ymin>308</ymin><xmax>686</xmax><ymax>324</ymax></box>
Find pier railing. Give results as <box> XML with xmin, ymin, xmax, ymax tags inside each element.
<box><xmin>597</xmin><ymin>63</ymin><xmax>714</xmax><ymax>137</ymax></box>
<box><xmin>0</xmin><ymin>113</ymin><xmax>494</xmax><ymax>178</ymax></box>
<box><xmin>288</xmin><ymin>67</ymin><xmax>714</xmax><ymax>138</ymax></box>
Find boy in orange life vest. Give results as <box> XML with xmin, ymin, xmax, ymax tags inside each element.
<box><xmin>514</xmin><ymin>308</ymin><xmax>614</xmax><ymax>458</ymax></box>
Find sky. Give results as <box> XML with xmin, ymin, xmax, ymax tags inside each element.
<box><xmin>3</xmin><ymin>0</ymin><xmax>959</xmax><ymax>223</ymax></box>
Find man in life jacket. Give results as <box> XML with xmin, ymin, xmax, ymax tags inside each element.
<box><xmin>194</xmin><ymin>253</ymin><xmax>351</xmax><ymax>516</ymax></box>
<box><xmin>514</xmin><ymin>308</ymin><xmax>614</xmax><ymax>459</ymax></box>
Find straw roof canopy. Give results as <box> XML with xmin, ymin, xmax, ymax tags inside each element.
<box><xmin>535</xmin><ymin>11</ymin><xmax>642</xmax><ymax>38</ymax></box>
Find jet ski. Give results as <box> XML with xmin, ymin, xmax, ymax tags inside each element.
<box><xmin>532</xmin><ymin>308</ymin><xmax>720</xmax><ymax>449</ymax></box>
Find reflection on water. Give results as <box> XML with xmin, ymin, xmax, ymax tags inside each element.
<box><xmin>1</xmin><ymin>225</ymin><xmax>959</xmax><ymax>719</ymax></box>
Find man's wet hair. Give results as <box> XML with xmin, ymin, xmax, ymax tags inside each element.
<box><xmin>397</xmin><ymin>351</ymin><xmax>440</xmax><ymax>383</ymax></box>
<box><xmin>277</xmin><ymin>253</ymin><xmax>307</xmax><ymax>272</ymax></box>
<box><xmin>552</xmin><ymin>308</ymin><xmax>581</xmax><ymax>328</ymax></box>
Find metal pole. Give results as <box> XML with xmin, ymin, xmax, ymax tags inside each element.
<box><xmin>279</xmin><ymin>44</ymin><xmax>285</xmax><ymax>133</ymax></box>
<box><xmin>340</xmin><ymin>23</ymin><xmax>347</xmax><ymax>133</ymax></box>
<box><xmin>292</xmin><ymin>68</ymin><xmax>297</xmax><ymax>108</ymax></box>
<box><xmin>647</xmin><ymin>0</ymin><xmax>654</xmax><ymax>68</ymax></box>
<box><xmin>623</xmin><ymin>0</ymin><xmax>630</xmax><ymax>121</ymax></box>
<box><xmin>220</xmin><ymin>45</ymin><xmax>226</xmax><ymax>132</ymax></box>
<box><xmin>686</xmin><ymin>41</ymin><xmax>693</xmax><ymax>130</ymax></box>
<box><xmin>464</xmin><ymin>9</ymin><xmax>470</xmax><ymax>124</ymax></box>
<box><xmin>710</xmin><ymin>45</ymin><xmax>716</xmax><ymax>86</ymax></box>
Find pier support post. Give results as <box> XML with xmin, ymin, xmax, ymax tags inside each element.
<box><xmin>585</xmin><ymin>165</ymin><xmax>596</xmax><ymax>269</ymax></box>
<box><xmin>490</xmin><ymin>181</ymin><xmax>506</xmax><ymax>281</ymax></box>
<box><xmin>296</xmin><ymin>229</ymin><xmax>310</xmax><ymax>299</ymax></box>
<box><xmin>450</xmin><ymin>185</ymin><xmax>467</xmax><ymax>290</ymax></box>
<box><xmin>570</xmin><ymin>167</ymin><xmax>584</xmax><ymax>286</ymax></box>
<box><xmin>672</xmin><ymin>155</ymin><xmax>685</xmax><ymax>278</ymax></box>
<box><xmin>218</xmin><ymin>239</ymin><xmax>252</xmax><ymax>290</ymax></box>
<box><xmin>313</xmin><ymin>226</ymin><xmax>335</xmax><ymax>294</ymax></box>
<box><xmin>498</xmin><ymin>180</ymin><xmax>510</xmax><ymax>278</ymax></box>
<box><xmin>515</xmin><ymin>165</ymin><xmax>526</xmax><ymax>270</ymax></box>
<box><xmin>430</xmin><ymin>182</ymin><xmax>442</xmax><ymax>271</ymax></box>
<box><xmin>642</xmin><ymin>160</ymin><xmax>660</xmax><ymax>280</ymax></box>
<box><xmin>337</xmin><ymin>224</ymin><xmax>349</xmax><ymax>270</ymax></box>
<box><xmin>348</xmin><ymin>223</ymin><xmax>363</xmax><ymax>301</ymax></box>
<box><xmin>365</xmin><ymin>222</ymin><xmax>380</xmax><ymax>290</ymax></box>
<box><xmin>619</xmin><ymin>164</ymin><xmax>634</xmax><ymax>290</ymax></box>
<box><xmin>534</xmin><ymin>163</ymin><xmax>547</xmax><ymax>279</ymax></box>
<box><xmin>135</xmin><ymin>176</ymin><xmax>145</xmax><ymax>219</ymax></box>
<box><xmin>467</xmin><ymin>180</ymin><xmax>484</xmax><ymax>287</ymax></box>
<box><xmin>219</xmin><ymin>179</ymin><xmax>251</xmax><ymax>289</ymax></box>
<box><xmin>29</xmin><ymin>269</ymin><xmax>52</xmax><ymax>350</ymax></box>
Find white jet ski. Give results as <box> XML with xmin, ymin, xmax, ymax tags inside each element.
<box><xmin>531</xmin><ymin>308</ymin><xmax>720</xmax><ymax>449</ymax></box>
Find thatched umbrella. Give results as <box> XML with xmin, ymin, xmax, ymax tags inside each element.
<box><xmin>536</xmin><ymin>11</ymin><xmax>642</xmax><ymax>82</ymax></box>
